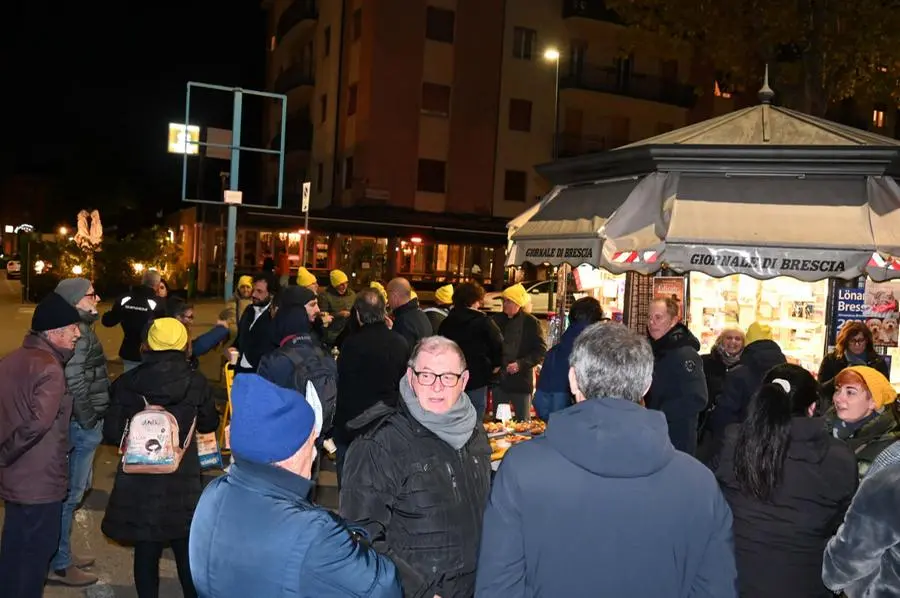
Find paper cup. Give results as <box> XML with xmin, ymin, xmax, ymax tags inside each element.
<box><xmin>227</xmin><ymin>348</ymin><xmax>239</xmax><ymax>366</ymax></box>
<box><xmin>495</xmin><ymin>403</ymin><xmax>512</xmax><ymax>422</ymax></box>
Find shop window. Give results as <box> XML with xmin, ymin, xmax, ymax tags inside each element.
<box><xmin>348</xmin><ymin>84</ymin><xmax>358</xmax><ymax>116</ymax></box>
<box><xmin>509</xmin><ymin>99</ymin><xmax>532</xmax><ymax>132</ymax></box>
<box><xmin>513</xmin><ymin>27</ymin><xmax>537</xmax><ymax>60</ymax></box>
<box><xmin>316</xmin><ymin>162</ymin><xmax>324</xmax><ymax>193</ymax></box>
<box><xmin>422</xmin><ymin>83</ymin><xmax>451</xmax><ymax>116</ymax></box>
<box><xmin>417</xmin><ymin>159</ymin><xmax>446</xmax><ymax>193</ymax></box>
<box><xmin>504</xmin><ymin>170</ymin><xmax>528</xmax><ymax>202</ymax></box>
<box><xmin>344</xmin><ymin>156</ymin><xmax>354</xmax><ymax>190</ymax></box>
<box><xmin>352</xmin><ymin>9</ymin><xmax>362</xmax><ymax>41</ymax></box>
<box><xmin>425</xmin><ymin>7</ymin><xmax>455</xmax><ymax>43</ymax></box>
<box><xmin>320</xmin><ymin>94</ymin><xmax>327</xmax><ymax>123</ymax></box>
<box><xmin>323</xmin><ymin>26</ymin><xmax>331</xmax><ymax>57</ymax></box>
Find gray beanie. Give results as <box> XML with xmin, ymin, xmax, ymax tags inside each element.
<box><xmin>55</xmin><ymin>278</ymin><xmax>92</xmax><ymax>307</ymax></box>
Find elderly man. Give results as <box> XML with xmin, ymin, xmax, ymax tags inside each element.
<box><xmin>387</xmin><ymin>277</ymin><xmax>433</xmax><ymax>348</ymax></box>
<box><xmin>0</xmin><ymin>292</ymin><xmax>83</xmax><ymax>598</ymax></box>
<box><xmin>190</xmin><ymin>374</ymin><xmax>401</xmax><ymax>597</ymax></box>
<box><xmin>476</xmin><ymin>323</ymin><xmax>737</xmax><ymax>597</ymax></box>
<box><xmin>341</xmin><ymin>336</ymin><xmax>491</xmax><ymax>598</ymax></box>
<box><xmin>102</xmin><ymin>269</ymin><xmax>166</xmax><ymax>371</ymax></box>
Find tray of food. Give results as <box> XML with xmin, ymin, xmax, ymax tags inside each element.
<box><xmin>489</xmin><ymin>433</ymin><xmax>531</xmax><ymax>462</ymax></box>
<box><xmin>483</xmin><ymin>419</ymin><xmax>547</xmax><ymax>438</ymax></box>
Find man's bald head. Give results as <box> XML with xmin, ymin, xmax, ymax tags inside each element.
<box><xmin>387</xmin><ymin>277</ymin><xmax>412</xmax><ymax>309</ymax></box>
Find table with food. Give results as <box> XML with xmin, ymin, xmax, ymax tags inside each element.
<box><xmin>485</xmin><ymin>419</ymin><xmax>547</xmax><ymax>470</ymax></box>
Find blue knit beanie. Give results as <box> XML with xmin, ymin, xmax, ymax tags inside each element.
<box><xmin>230</xmin><ymin>374</ymin><xmax>315</xmax><ymax>464</ymax></box>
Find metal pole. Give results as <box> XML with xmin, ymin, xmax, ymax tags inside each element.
<box><xmin>224</xmin><ymin>90</ymin><xmax>243</xmax><ymax>300</ymax></box>
<box><xmin>552</xmin><ymin>56</ymin><xmax>560</xmax><ymax>160</ymax></box>
<box><xmin>302</xmin><ymin>211</ymin><xmax>309</xmax><ymax>266</ymax></box>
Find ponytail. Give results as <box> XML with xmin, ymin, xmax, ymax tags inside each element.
<box><xmin>733</xmin><ymin>382</ymin><xmax>794</xmax><ymax>501</ymax></box>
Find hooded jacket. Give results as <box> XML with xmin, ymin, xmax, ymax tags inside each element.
<box><xmin>66</xmin><ymin>309</ymin><xmax>110</xmax><ymax>429</ymax></box>
<box><xmin>438</xmin><ymin>307</ymin><xmax>503</xmax><ymax>390</ymax></box>
<box><xmin>476</xmin><ymin>398</ymin><xmax>737</xmax><ymax>597</ymax></box>
<box><xmin>536</xmin><ymin>320</ymin><xmax>590</xmax><ymax>394</ymax></box>
<box><xmin>648</xmin><ymin>324</ymin><xmax>709</xmax><ymax>455</ymax></box>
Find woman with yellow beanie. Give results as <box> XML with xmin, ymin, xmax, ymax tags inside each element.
<box><xmin>827</xmin><ymin>365</ymin><xmax>900</xmax><ymax>476</ymax></box>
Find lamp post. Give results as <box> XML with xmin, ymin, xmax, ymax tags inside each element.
<box><xmin>544</xmin><ymin>48</ymin><xmax>561</xmax><ymax>160</ymax></box>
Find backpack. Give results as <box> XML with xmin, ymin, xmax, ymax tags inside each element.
<box><xmin>265</xmin><ymin>335</ymin><xmax>337</xmax><ymax>434</ymax></box>
<box><xmin>120</xmin><ymin>397</ymin><xmax>196</xmax><ymax>474</ymax></box>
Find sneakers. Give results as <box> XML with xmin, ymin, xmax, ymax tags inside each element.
<box><xmin>48</xmin><ymin>565</ymin><xmax>98</xmax><ymax>587</ymax></box>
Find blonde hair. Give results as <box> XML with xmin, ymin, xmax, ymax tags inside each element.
<box><xmin>713</xmin><ymin>327</ymin><xmax>745</xmax><ymax>351</ymax></box>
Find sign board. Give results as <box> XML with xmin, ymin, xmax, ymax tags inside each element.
<box><xmin>302</xmin><ymin>182</ymin><xmax>311</xmax><ymax>213</ymax></box>
<box><xmin>830</xmin><ymin>281</ymin><xmax>900</xmax><ymax>347</ymax></box>
<box><xmin>223</xmin><ymin>190</ymin><xmax>243</xmax><ymax>205</ymax></box>
<box><xmin>206</xmin><ymin>127</ymin><xmax>233</xmax><ymax>160</ymax></box>
<box><xmin>167</xmin><ymin>123</ymin><xmax>200</xmax><ymax>155</ymax></box>
<box><xmin>652</xmin><ymin>276</ymin><xmax>686</xmax><ymax>320</ymax></box>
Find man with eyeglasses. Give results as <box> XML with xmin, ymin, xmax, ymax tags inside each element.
<box><xmin>340</xmin><ymin>336</ymin><xmax>490</xmax><ymax>598</ymax></box>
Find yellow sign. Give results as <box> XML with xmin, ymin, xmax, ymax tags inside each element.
<box><xmin>167</xmin><ymin>123</ymin><xmax>200</xmax><ymax>154</ymax></box>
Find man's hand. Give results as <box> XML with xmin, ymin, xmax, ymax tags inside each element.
<box><xmin>337</xmin><ymin>310</ymin><xmax>351</xmax><ymax>318</ymax></box>
<box><xmin>320</xmin><ymin>312</ymin><xmax>334</xmax><ymax>326</ymax></box>
<box><xmin>506</xmin><ymin>362</ymin><xmax>520</xmax><ymax>375</ymax></box>
<box><xmin>385</xmin><ymin>317</ymin><xmax>394</xmax><ymax>330</ymax></box>
<box><xmin>216</xmin><ymin>319</ymin><xmax>228</xmax><ymax>328</ymax></box>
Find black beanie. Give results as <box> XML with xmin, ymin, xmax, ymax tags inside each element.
<box><xmin>32</xmin><ymin>292</ymin><xmax>82</xmax><ymax>332</ymax></box>
<box><xmin>278</xmin><ymin>285</ymin><xmax>317</xmax><ymax>309</ymax></box>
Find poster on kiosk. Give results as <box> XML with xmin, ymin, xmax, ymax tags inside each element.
<box><xmin>832</xmin><ymin>282</ymin><xmax>900</xmax><ymax>348</ymax></box>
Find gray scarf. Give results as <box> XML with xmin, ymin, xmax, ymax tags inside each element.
<box><xmin>400</xmin><ymin>376</ymin><xmax>477</xmax><ymax>450</ymax></box>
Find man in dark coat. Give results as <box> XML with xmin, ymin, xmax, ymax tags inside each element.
<box><xmin>341</xmin><ymin>336</ymin><xmax>490</xmax><ymax>598</ymax></box>
<box><xmin>476</xmin><ymin>323</ymin><xmax>737</xmax><ymax>597</ymax></box>
<box><xmin>387</xmin><ymin>277</ymin><xmax>433</xmax><ymax>348</ymax></box>
<box><xmin>101</xmin><ymin>269</ymin><xmax>165</xmax><ymax>371</ymax></box>
<box><xmin>232</xmin><ymin>273</ymin><xmax>277</xmax><ymax>374</ymax></box>
<box><xmin>0</xmin><ymin>293</ymin><xmax>82</xmax><ymax>598</ymax></box>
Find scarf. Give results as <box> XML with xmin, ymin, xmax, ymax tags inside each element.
<box><xmin>399</xmin><ymin>376</ymin><xmax>477</xmax><ymax>450</ymax></box>
<box><xmin>846</xmin><ymin>350</ymin><xmax>868</xmax><ymax>366</ymax></box>
<box><xmin>715</xmin><ymin>344</ymin><xmax>742</xmax><ymax>368</ymax></box>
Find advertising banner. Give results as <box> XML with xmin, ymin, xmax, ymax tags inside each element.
<box><xmin>507</xmin><ymin>237</ymin><xmax>601</xmax><ymax>267</ymax></box>
<box><xmin>830</xmin><ymin>281</ymin><xmax>900</xmax><ymax>347</ymax></box>
<box><xmin>652</xmin><ymin>276</ymin><xmax>686</xmax><ymax>320</ymax></box>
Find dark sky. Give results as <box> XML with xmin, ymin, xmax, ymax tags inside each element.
<box><xmin>0</xmin><ymin>1</ymin><xmax>267</xmax><ymax>221</ymax></box>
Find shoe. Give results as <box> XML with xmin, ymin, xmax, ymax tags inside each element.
<box><xmin>72</xmin><ymin>554</ymin><xmax>95</xmax><ymax>568</ymax></box>
<box><xmin>48</xmin><ymin>565</ymin><xmax>98</xmax><ymax>587</ymax></box>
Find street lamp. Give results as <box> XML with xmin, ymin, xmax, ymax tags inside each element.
<box><xmin>544</xmin><ymin>48</ymin><xmax>561</xmax><ymax>159</ymax></box>
<box><xmin>58</xmin><ymin>226</ymin><xmax>67</xmax><ymax>236</ymax></box>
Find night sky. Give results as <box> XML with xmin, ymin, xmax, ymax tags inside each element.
<box><xmin>0</xmin><ymin>1</ymin><xmax>266</xmax><ymax>222</ymax></box>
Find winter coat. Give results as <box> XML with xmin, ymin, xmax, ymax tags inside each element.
<box><xmin>826</xmin><ymin>407</ymin><xmax>900</xmax><ymax>477</ymax></box>
<box><xmin>823</xmin><ymin>461</ymin><xmax>900</xmax><ymax>598</ymax></box>
<box><xmin>715</xmin><ymin>418</ymin><xmax>858</xmax><ymax>597</ymax></box>
<box><xmin>392</xmin><ymin>299</ymin><xmax>433</xmax><ymax>349</ymax></box>
<box><xmin>191</xmin><ymin>325</ymin><xmax>229</xmax><ymax>359</ymax></box>
<box><xmin>700</xmin><ymin>351</ymin><xmax>740</xmax><ymax>421</ymax></box>
<box><xmin>438</xmin><ymin>307</ymin><xmax>503</xmax><ymax>391</ymax></box>
<box><xmin>536</xmin><ymin>320</ymin><xmax>590</xmax><ymax>394</ymax></box>
<box><xmin>340</xmin><ymin>399</ymin><xmax>491</xmax><ymax>598</ymax></box>
<box><xmin>318</xmin><ymin>286</ymin><xmax>357</xmax><ymax>346</ymax></box>
<box><xmin>220</xmin><ymin>292</ymin><xmax>252</xmax><ymax>342</ymax></box>
<box><xmin>0</xmin><ymin>334</ymin><xmax>74</xmax><ymax>504</ymax></box>
<box><xmin>232</xmin><ymin>301</ymin><xmax>277</xmax><ymax>374</ymax></box>
<box><xmin>647</xmin><ymin>324</ymin><xmax>709</xmax><ymax>455</ymax></box>
<box><xmin>476</xmin><ymin>398</ymin><xmax>737</xmax><ymax>597</ymax></box>
<box><xmin>710</xmin><ymin>339</ymin><xmax>787</xmax><ymax>438</ymax></box>
<box><xmin>333</xmin><ymin>322</ymin><xmax>409</xmax><ymax>445</ymax></box>
<box><xmin>190</xmin><ymin>459</ymin><xmax>402</xmax><ymax>598</ymax></box>
<box><xmin>492</xmin><ymin>311</ymin><xmax>547</xmax><ymax>394</ymax></box>
<box><xmin>101</xmin><ymin>351</ymin><xmax>219</xmax><ymax>543</ymax></box>
<box><xmin>818</xmin><ymin>350</ymin><xmax>890</xmax><ymax>402</ymax></box>
<box><xmin>101</xmin><ymin>285</ymin><xmax>165</xmax><ymax>362</ymax></box>
<box><xmin>67</xmin><ymin>310</ymin><xmax>110</xmax><ymax>429</ymax></box>
<box><xmin>423</xmin><ymin>306</ymin><xmax>449</xmax><ymax>333</ymax></box>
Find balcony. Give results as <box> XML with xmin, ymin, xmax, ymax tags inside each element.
<box><xmin>276</xmin><ymin>0</ymin><xmax>318</xmax><ymax>43</ymax></box>
<box><xmin>270</xmin><ymin>115</ymin><xmax>313</xmax><ymax>153</ymax></box>
<box><xmin>561</xmin><ymin>0</ymin><xmax>623</xmax><ymax>24</ymax></box>
<box><xmin>560</xmin><ymin>65</ymin><xmax>696</xmax><ymax>108</ymax></box>
<box><xmin>273</xmin><ymin>61</ymin><xmax>315</xmax><ymax>94</ymax></box>
<box><xmin>557</xmin><ymin>134</ymin><xmax>628</xmax><ymax>158</ymax></box>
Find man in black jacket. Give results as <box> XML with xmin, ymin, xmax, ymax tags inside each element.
<box><xmin>387</xmin><ymin>277</ymin><xmax>433</xmax><ymax>348</ymax></box>
<box><xmin>101</xmin><ymin>270</ymin><xmax>165</xmax><ymax>371</ymax></box>
<box><xmin>341</xmin><ymin>336</ymin><xmax>490</xmax><ymax>598</ymax></box>
<box><xmin>232</xmin><ymin>273</ymin><xmax>277</xmax><ymax>375</ymax></box>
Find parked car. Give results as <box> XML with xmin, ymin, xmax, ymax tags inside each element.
<box><xmin>6</xmin><ymin>256</ymin><xmax>21</xmax><ymax>280</ymax></box>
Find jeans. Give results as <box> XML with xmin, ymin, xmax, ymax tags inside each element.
<box><xmin>51</xmin><ymin>419</ymin><xmax>103</xmax><ymax>571</ymax></box>
<box><xmin>492</xmin><ymin>388</ymin><xmax>532</xmax><ymax>421</ymax></box>
<box><xmin>0</xmin><ymin>501</ymin><xmax>63</xmax><ymax>598</ymax></box>
<box><xmin>533</xmin><ymin>390</ymin><xmax>571</xmax><ymax>422</ymax></box>
<box><xmin>134</xmin><ymin>538</ymin><xmax>196</xmax><ymax>598</ymax></box>
<box><xmin>468</xmin><ymin>386</ymin><xmax>488</xmax><ymax>421</ymax></box>
<box><xmin>123</xmin><ymin>359</ymin><xmax>141</xmax><ymax>372</ymax></box>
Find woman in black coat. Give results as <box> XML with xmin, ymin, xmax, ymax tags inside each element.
<box><xmin>819</xmin><ymin>320</ymin><xmax>890</xmax><ymax>401</ymax></box>
<box><xmin>715</xmin><ymin>364</ymin><xmax>858</xmax><ymax>597</ymax></box>
<box><xmin>102</xmin><ymin>318</ymin><xmax>219</xmax><ymax>598</ymax></box>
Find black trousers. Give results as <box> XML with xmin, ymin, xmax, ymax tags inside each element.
<box><xmin>0</xmin><ymin>500</ymin><xmax>63</xmax><ymax>598</ymax></box>
<box><xmin>133</xmin><ymin>537</ymin><xmax>196</xmax><ymax>598</ymax></box>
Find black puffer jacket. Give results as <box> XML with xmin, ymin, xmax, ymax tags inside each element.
<box><xmin>438</xmin><ymin>307</ymin><xmax>503</xmax><ymax>390</ymax></box>
<box><xmin>101</xmin><ymin>351</ymin><xmax>219</xmax><ymax>544</ymax></box>
<box><xmin>101</xmin><ymin>285</ymin><xmax>165</xmax><ymax>362</ymax></box>
<box><xmin>711</xmin><ymin>340</ymin><xmax>786</xmax><ymax>438</ymax></box>
<box><xmin>492</xmin><ymin>310</ymin><xmax>547</xmax><ymax>394</ymax></box>
<box><xmin>392</xmin><ymin>299</ymin><xmax>433</xmax><ymax>349</ymax></box>
<box><xmin>66</xmin><ymin>310</ymin><xmax>110</xmax><ymax>429</ymax></box>
<box><xmin>340</xmin><ymin>394</ymin><xmax>491</xmax><ymax>598</ymax></box>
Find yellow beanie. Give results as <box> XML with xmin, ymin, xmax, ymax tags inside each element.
<box><xmin>330</xmin><ymin>269</ymin><xmax>349</xmax><ymax>287</ymax></box>
<box><xmin>370</xmin><ymin>281</ymin><xmax>388</xmax><ymax>303</ymax></box>
<box><xmin>501</xmin><ymin>283</ymin><xmax>529</xmax><ymax>308</ymax></box>
<box><xmin>296</xmin><ymin>267</ymin><xmax>317</xmax><ymax>288</ymax></box>
<box><xmin>745</xmin><ymin>322</ymin><xmax>772</xmax><ymax>345</ymax></box>
<box><xmin>410</xmin><ymin>289</ymin><xmax>418</xmax><ymax>300</ymax></box>
<box><xmin>237</xmin><ymin>275</ymin><xmax>253</xmax><ymax>290</ymax></box>
<box><xmin>435</xmin><ymin>284</ymin><xmax>453</xmax><ymax>305</ymax></box>
<box><xmin>147</xmin><ymin>317</ymin><xmax>189</xmax><ymax>352</ymax></box>
<box><xmin>841</xmin><ymin>366</ymin><xmax>897</xmax><ymax>409</ymax></box>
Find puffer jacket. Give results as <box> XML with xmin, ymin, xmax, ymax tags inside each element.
<box><xmin>826</xmin><ymin>406</ymin><xmax>900</xmax><ymax>477</ymax></box>
<box><xmin>66</xmin><ymin>310</ymin><xmax>110</xmax><ymax>429</ymax></box>
<box><xmin>318</xmin><ymin>286</ymin><xmax>357</xmax><ymax>346</ymax></box>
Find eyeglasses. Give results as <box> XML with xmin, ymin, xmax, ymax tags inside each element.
<box><xmin>849</xmin><ymin>337</ymin><xmax>867</xmax><ymax>345</ymax></box>
<box><xmin>411</xmin><ymin>370</ymin><xmax>464</xmax><ymax>387</ymax></box>
<box><xmin>84</xmin><ymin>292</ymin><xmax>99</xmax><ymax>299</ymax></box>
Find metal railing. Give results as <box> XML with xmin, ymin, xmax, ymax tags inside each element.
<box><xmin>560</xmin><ymin>65</ymin><xmax>696</xmax><ymax>108</ymax></box>
<box><xmin>276</xmin><ymin>0</ymin><xmax>318</xmax><ymax>43</ymax></box>
<box><xmin>273</xmin><ymin>61</ymin><xmax>315</xmax><ymax>94</ymax></box>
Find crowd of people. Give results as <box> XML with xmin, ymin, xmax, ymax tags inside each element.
<box><xmin>1</xmin><ymin>268</ymin><xmax>900</xmax><ymax>597</ymax></box>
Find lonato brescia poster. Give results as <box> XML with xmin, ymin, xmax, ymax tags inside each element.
<box><xmin>831</xmin><ymin>281</ymin><xmax>900</xmax><ymax>347</ymax></box>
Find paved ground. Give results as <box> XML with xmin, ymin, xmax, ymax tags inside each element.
<box><xmin>0</xmin><ymin>275</ymin><xmax>338</xmax><ymax>597</ymax></box>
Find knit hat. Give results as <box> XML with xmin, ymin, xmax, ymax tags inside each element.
<box><xmin>54</xmin><ymin>278</ymin><xmax>92</xmax><ymax>307</ymax></box>
<box><xmin>410</xmin><ymin>289</ymin><xmax>418</xmax><ymax>300</ymax></box>
<box><xmin>745</xmin><ymin>322</ymin><xmax>773</xmax><ymax>345</ymax></box>
<box><xmin>296</xmin><ymin>267</ymin><xmax>317</xmax><ymax>288</ymax></box>
<box><xmin>32</xmin><ymin>292</ymin><xmax>81</xmax><ymax>332</ymax></box>
<box><xmin>237</xmin><ymin>275</ymin><xmax>253</xmax><ymax>290</ymax></box>
<box><xmin>501</xmin><ymin>283</ymin><xmax>529</xmax><ymax>308</ymax></box>
<box><xmin>434</xmin><ymin>284</ymin><xmax>453</xmax><ymax>305</ymax></box>
<box><xmin>330</xmin><ymin>269</ymin><xmax>349</xmax><ymax>287</ymax></box>
<box><xmin>230</xmin><ymin>374</ymin><xmax>316</xmax><ymax>464</ymax></box>
<box><xmin>147</xmin><ymin>317</ymin><xmax>189</xmax><ymax>352</ymax></box>
<box><xmin>839</xmin><ymin>366</ymin><xmax>897</xmax><ymax>409</ymax></box>
<box><xmin>279</xmin><ymin>285</ymin><xmax>317</xmax><ymax>309</ymax></box>
<box><xmin>370</xmin><ymin>281</ymin><xmax>388</xmax><ymax>303</ymax></box>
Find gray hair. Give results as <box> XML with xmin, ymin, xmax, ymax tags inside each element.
<box><xmin>355</xmin><ymin>289</ymin><xmax>387</xmax><ymax>325</ymax></box>
<box><xmin>142</xmin><ymin>270</ymin><xmax>162</xmax><ymax>288</ymax></box>
<box><xmin>408</xmin><ymin>336</ymin><xmax>467</xmax><ymax>371</ymax></box>
<box><xmin>569</xmin><ymin>322</ymin><xmax>654</xmax><ymax>403</ymax></box>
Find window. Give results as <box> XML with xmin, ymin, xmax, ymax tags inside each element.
<box><xmin>348</xmin><ymin>84</ymin><xmax>358</xmax><ymax>116</ymax></box>
<box><xmin>316</xmin><ymin>163</ymin><xmax>324</xmax><ymax>193</ymax></box>
<box><xmin>426</xmin><ymin>7</ymin><xmax>455</xmax><ymax>43</ymax></box>
<box><xmin>508</xmin><ymin>99</ymin><xmax>532</xmax><ymax>132</ymax></box>
<box><xmin>344</xmin><ymin>156</ymin><xmax>354</xmax><ymax>190</ymax></box>
<box><xmin>319</xmin><ymin>94</ymin><xmax>327</xmax><ymax>123</ymax></box>
<box><xmin>504</xmin><ymin>170</ymin><xmax>528</xmax><ymax>202</ymax></box>
<box><xmin>269</xmin><ymin>36</ymin><xmax>276</xmax><ymax>51</ymax></box>
<box><xmin>417</xmin><ymin>159</ymin><xmax>446</xmax><ymax>193</ymax></box>
<box><xmin>422</xmin><ymin>83</ymin><xmax>451</xmax><ymax>116</ymax></box>
<box><xmin>323</xmin><ymin>26</ymin><xmax>331</xmax><ymax>57</ymax></box>
<box><xmin>512</xmin><ymin>27</ymin><xmax>537</xmax><ymax>60</ymax></box>
<box><xmin>874</xmin><ymin>108</ymin><xmax>886</xmax><ymax>128</ymax></box>
<box><xmin>352</xmin><ymin>9</ymin><xmax>362</xmax><ymax>41</ymax></box>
